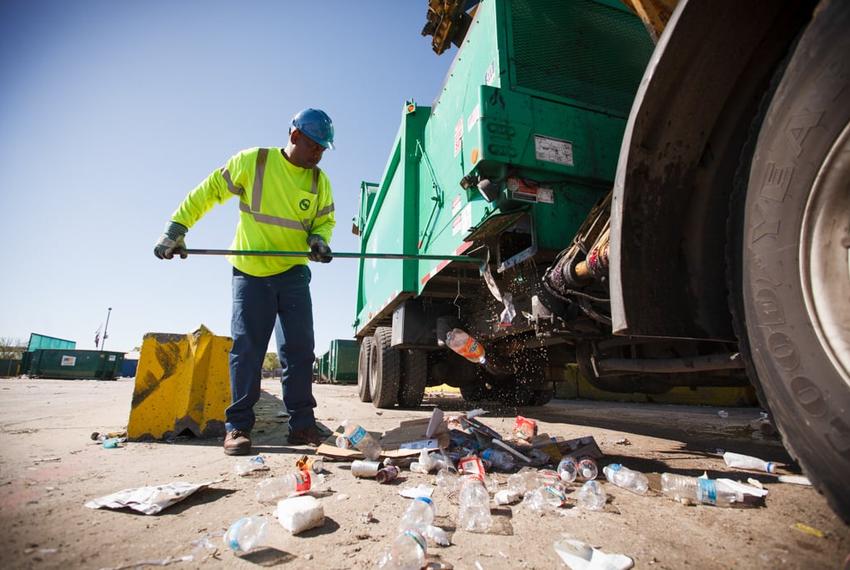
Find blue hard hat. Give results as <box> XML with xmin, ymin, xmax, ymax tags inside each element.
<box><xmin>290</xmin><ymin>108</ymin><xmax>335</xmax><ymax>150</ymax></box>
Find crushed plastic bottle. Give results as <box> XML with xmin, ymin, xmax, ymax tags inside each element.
<box><xmin>557</xmin><ymin>457</ymin><xmax>578</xmax><ymax>483</ymax></box>
<box><xmin>223</xmin><ymin>516</ymin><xmax>268</xmax><ymax>553</ymax></box>
<box><xmin>235</xmin><ymin>456</ymin><xmax>269</xmax><ymax>476</ymax></box>
<box><xmin>458</xmin><ymin>476</ymin><xmax>492</xmax><ymax>532</ymax></box>
<box><xmin>399</xmin><ymin>496</ymin><xmax>436</xmax><ymax>532</ymax></box>
<box><xmin>445</xmin><ymin>328</ymin><xmax>487</xmax><ymax>364</ymax></box>
<box><xmin>507</xmin><ymin>467</ymin><xmax>539</xmax><ymax>496</ymax></box>
<box><xmin>576</xmin><ymin>480</ymin><xmax>607</xmax><ymax>511</ymax></box>
<box><xmin>378</xmin><ymin>529</ymin><xmax>427</xmax><ymax>570</ymax></box>
<box><xmin>255</xmin><ymin>470</ymin><xmax>322</xmax><ymax>503</ymax></box>
<box><xmin>481</xmin><ymin>448</ymin><xmax>516</xmax><ymax>471</ymax></box>
<box><xmin>102</xmin><ymin>437</ymin><xmax>125</xmax><ymax>449</ymax></box>
<box><xmin>435</xmin><ymin>468</ymin><xmax>460</xmax><ymax>494</ymax></box>
<box><xmin>723</xmin><ymin>452</ymin><xmax>776</xmax><ymax>473</ymax></box>
<box><xmin>410</xmin><ymin>449</ymin><xmax>448</xmax><ymax>474</ymax></box>
<box><xmin>577</xmin><ymin>457</ymin><xmax>598</xmax><ymax>481</ymax></box>
<box><xmin>661</xmin><ymin>473</ymin><xmax>741</xmax><ymax>507</ymax></box>
<box><xmin>524</xmin><ymin>485</ymin><xmax>567</xmax><ymax>511</ymax></box>
<box><xmin>603</xmin><ymin>464</ymin><xmax>648</xmax><ymax>495</ymax></box>
<box><xmin>337</xmin><ymin>420</ymin><xmax>382</xmax><ymax>460</ymax></box>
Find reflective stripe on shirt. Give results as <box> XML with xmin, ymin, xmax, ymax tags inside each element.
<box><xmin>238</xmin><ymin>202</ymin><xmax>310</xmax><ymax>231</ymax></box>
<box><xmin>221</xmin><ymin>168</ymin><xmax>243</xmax><ymax>195</ymax></box>
<box><xmin>235</xmin><ymin>148</ymin><xmax>325</xmax><ymax>232</ymax></box>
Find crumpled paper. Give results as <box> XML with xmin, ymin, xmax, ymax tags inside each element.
<box><xmin>85</xmin><ymin>481</ymin><xmax>217</xmax><ymax>515</ymax></box>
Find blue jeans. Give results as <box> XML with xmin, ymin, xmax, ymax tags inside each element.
<box><xmin>226</xmin><ymin>265</ymin><xmax>316</xmax><ymax>433</ymax></box>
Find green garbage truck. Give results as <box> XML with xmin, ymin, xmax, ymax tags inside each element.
<box><xmin>352</xmin><ymin>0</ymin><xmax>850</xmax><ymax>520</ymax></box>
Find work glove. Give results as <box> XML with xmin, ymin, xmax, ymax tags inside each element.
<box><xmin>307</xmin><ymin>234</ymin><xmax>332</xmax><ymax>263</ymax></box>
<box><xmin>154</xmin><ymin>221</ymin><xmax>188</xmax><ymax>260</ymax></box>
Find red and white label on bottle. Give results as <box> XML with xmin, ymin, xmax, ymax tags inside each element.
<box><xmin>459</xmin><ymin>456</ymin><xmax>486</xmax><ymax>480</ymax></box>
<box><xmin>294</xmin><ymin>470</ymin><xmax>311</xmax><ymax>493</ymax></box>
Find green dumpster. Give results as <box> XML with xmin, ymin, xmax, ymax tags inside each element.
<box><xmin>26</xmin><ymin>349</ymin><xmax>125</xmax><ymax>380</ymax></box>
<box><xmin>328</xmin><ymin>339</ymin><xmax>359</xmax><ymax>384</ymax></box>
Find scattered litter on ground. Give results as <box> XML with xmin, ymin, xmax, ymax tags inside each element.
<box><xmin>400</xmin><ymin>484</ymin><xmax>435</xmax><ymax>499</ymax></box>
<box><xmin>91</xmin><ymin>430</ymin><xmax>127</xmax><ymax>442</ymax></box>
<box><xmin>779</xmin><ymin>475</ymin><xmax>812</xmax><ymax>486</ymax></box>
<box><xmin>235</xmin><ymin>455</ymin><xmax>269</xmax><ymax>476</ymax></box>
<box><xmin>103</xmin><ymin>437</ymin><xmax>127</xmax><ymax>449</ymax></box>
<box><xmin>85</xmin><ymin>481</ymin><xmax>219</xmax><ymax>515</ymax></box>
<box><xmin>747</xmin><ymin>478</ymin><xmax>765</xmax><ymax>490</ymax></box>
<box><xmin>793</xmin><ymin>522</ymin><xmax>826</xmax><ymax>538</ymax></box>
<box><xmin>224</xmin><ymin>516</ymin><xmax>268</xmax><ymax>553</ymax></box>
<box><xmin>553</xmin><ymin>537</ymin><xmax>634</xmax><ymax>570</ymax></box>
<box><xmin>723</xmin><ymin>451</ymin><xmax>776</xmax><ymax>473</ymax></box>
<box><xmin>717</xmin><ymin>410</ymin><xmax>729</xmax><ymax>419</ymax></box>
<box><xmin>275</xmin><ymin>495</ymin><xmax>325</xmax><ymax>534</ymax></box>
<box><xmin>296</xmin><ymin>455</ymin><xmax>324</xmax><ymax>474</ymax></box>
<box><xmin>33</xmin><ymin>457</ymin><xmax>61</xmax><ymax>464</ymax></box>
<box><xmin>614</xmin><ymin>438</ymin><xmax>631</xmax><ymax>446</ymax></box>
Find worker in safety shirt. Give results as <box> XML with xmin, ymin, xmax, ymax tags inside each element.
<box><xmin>153</xmin><ymin>108</ymin><xmax>336</xmax><ymax>455</ymax></box>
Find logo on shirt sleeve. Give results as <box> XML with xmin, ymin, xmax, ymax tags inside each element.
<box><xmin>299</xmin><ymin>199</ymin><xmax>311</xmax><ymax>211</ymax></box>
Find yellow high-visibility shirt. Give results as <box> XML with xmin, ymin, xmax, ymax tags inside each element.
<box><xmin>171</xmin><ymin>147</ymin><xmax>336</xmax><ymax>277</ymax></box>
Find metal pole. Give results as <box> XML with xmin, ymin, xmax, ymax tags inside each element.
<box><xmin>182</xmin><ymin>248</ymin><xmax>477</xmax><ymax>263</ymax></box>
<box><xmin>102</xmin><ymin>307</ymin><xmax>112</xmax><ymax>352</ymax></box>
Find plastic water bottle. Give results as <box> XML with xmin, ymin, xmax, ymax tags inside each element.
<box><xmin>524</xmin><ymin>484</ymin><xmax>567</xmax><ymax>511</ymax></box>
<box><xmin>577</xmin><ymin>457</ymin><xmax>598</xmax><ymax>480</ymax></box>
<box><xmin>235</xmin><ymin>456</ymin><xmax>269</xmax><ymax>476</ymax></box>
<box><xmin>723</xmin><ymin>452</ymin><xmax>776</xmax><ymax>473</ymax></box>
<box><xmin>603</xmin><ymin>464</ymin><xmax>649</xmax><ymax>494</ymax></box>
<box><xmin>557</xmin><ymin>457</ymin><xmax>578</xmax><ymax>483</ymax></box>
<box><xmin>398</xmin><ymin>497</ymin><xmax>436</xmax><ymax>532</ymax></box>
<box><xmin>576</xmin><ymin>480</ymin><xmax>607</xmax><ymax>510</ymax></box>
<box><xmin>661</xmin><ymin>473</ymin><xmax>740</xmax><ymax>507</ymax></box>
<box><xmin>255</xmin><ymin>470</ymin><xmax>321</xmax><ymax>503</ymax></box>
<box><xmin>338</xmin><ymin>420</ymin><xmax>382</xmax><ymax>460</ymax></box>
<box><xmin>379</xmin><ymin>529</ymin><xmax>427</xmax><ymax>570</ymax></box>
<box><xmin>458</xmin><ymin>476</ymin><xmax>492</xmax><ymax>532</ymax></box>
<box><xmin>445</xmin><ymin>328</ymin><xmax>487</xmax><ymax>364</ymax></box>
<box><xmin>507</xmin><ymin>468</ymin><xmax>539</xmax><ymax>496</ymax></box>
<box><xmin>481</xmin><ymin>448</ymin><xmax>516</xmax><ymax>471</ymax></box>
<box><xmin>223</xmin><ymin>516</ymin><xmax>268</xmax><ymax>553</ymax></box>
<box><xmin>435</xmin><ymin>468</ymin><xmax>460</xmax><ymax>494</ymax></box>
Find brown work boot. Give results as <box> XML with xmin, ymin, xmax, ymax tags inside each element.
<box><xmin>223</xmin><ymin>429</ymin><xmax>252</xmax><ymax>456</ymax></box>
<box><xmin>288</xmin><ymin>425</ymin><xmax>323</xmax><ymax>447</ymax></box>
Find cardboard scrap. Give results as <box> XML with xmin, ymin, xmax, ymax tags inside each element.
<box><xmin>317</xmin><ymin>419</ymin><xmax>444</xmax><ymax>460</ymax></box>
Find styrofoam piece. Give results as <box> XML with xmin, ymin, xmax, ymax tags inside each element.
<box><xmin>275</xmin><ymin>495</ymin><xmax>325</xmax><ymax>535</ymax></box>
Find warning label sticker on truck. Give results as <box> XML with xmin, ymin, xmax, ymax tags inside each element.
<box><xmin>452</xmin><ymin>204</ymin><xmax>472</xmax><ymax>236</ymax></box>
<box><xmin>454</xmin><ymin>118</ymin><xmax>463</xmax><ymax>157</ymax></box>
<box><xmin>534</xmin><ymin>135</ymin><xmax>574</xmax><ymax>166</ymax></box>
<box><xmin>61</xmin><ymin>355</ymin><xmax>76</xmax><ymax>367</ymax></box>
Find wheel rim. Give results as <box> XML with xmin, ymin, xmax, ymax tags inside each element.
<box><xmin>800</xmin><ymin>120</ymin><xmax>850</xmax><ymax>388</ymax></box>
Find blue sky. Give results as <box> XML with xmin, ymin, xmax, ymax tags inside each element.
<box><xmin>0</xmin><ymin>1</ymin><xmax>452</xmax><ymax>354</ymax></box>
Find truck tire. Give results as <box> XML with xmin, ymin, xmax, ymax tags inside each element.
<box><xmin>357</xmin><ymin>337</ymin><xmax>375</xmax><ymax>403</ymax></box>
<box><xmin>740</xmin><ymin>0</ymin><xmax>850</xmax><ymax>522</ymax></box>
<box><xmin>370</xmin><ymin>327</ymin><xmax>400</xmax><ymax>409</ymax></box>
<box><xmin>398</xmin><ymin>349</ymin><xmax>428</xmax><ymax>408</ymax></box>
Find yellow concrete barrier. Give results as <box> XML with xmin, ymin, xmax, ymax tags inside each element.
<box><xmin>127</xmin><ymin>326</ymin><xmax>232</xmax><ymax>441</ymax></box>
